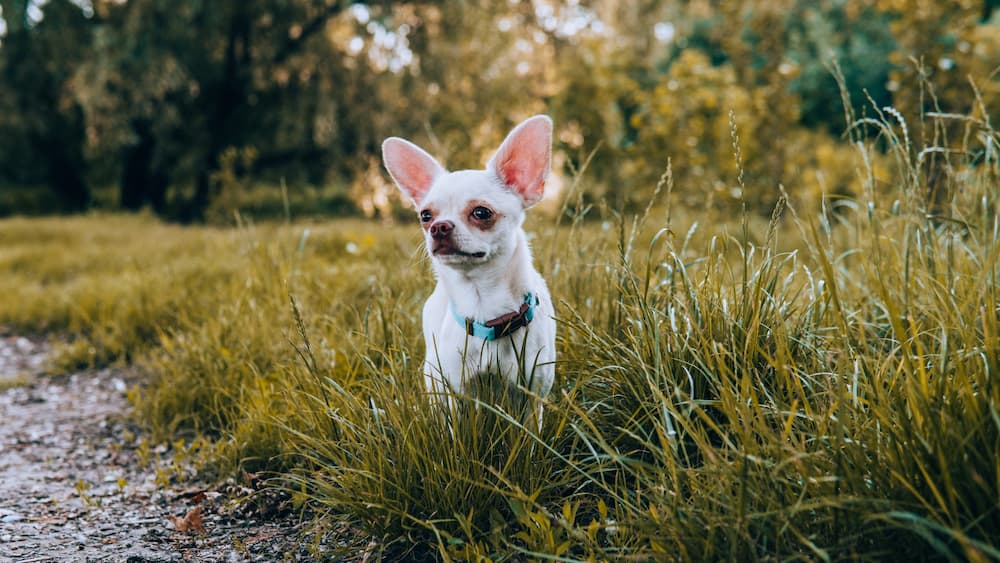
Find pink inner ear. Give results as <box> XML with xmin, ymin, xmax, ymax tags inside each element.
<box><xmin>395</xmin><ymin>156</ymin><xmax>436</xmax><ymax>196</ymax></box>
<box><xmin>382</xmin><ymin>138</ymin><xmax>444</xmax><ymax>205</ymax></box>
<box><xmin>492</xmin><ymin>116</ymin><xmax>552</xmax><ymax>206</ymax></box>
<box><xmin>496</xmin><ymin>151</ymin><xmax>548</xmax><ymax>196</ymax></box>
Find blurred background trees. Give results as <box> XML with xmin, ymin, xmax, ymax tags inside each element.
<box><xmin>0</xmin><ymin>0</ymin><xmax>997</xmax><ymax>221</ymax></box>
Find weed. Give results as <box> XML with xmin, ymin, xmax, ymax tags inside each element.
<box><xmin>1</xmin><ymin>97</ymin><xmax>998</xmax><ymax>559</ymax></box>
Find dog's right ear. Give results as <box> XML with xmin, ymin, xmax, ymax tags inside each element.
<box><xmin>382</xmin><ymin>137</ymin><xmax>446</xmax><ymax>206</ymax></box>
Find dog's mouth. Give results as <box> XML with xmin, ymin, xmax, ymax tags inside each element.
<box><xmin>432</xmin><ymin>241</ymin><xmax>486</xmax><ymax>259</ymax></box>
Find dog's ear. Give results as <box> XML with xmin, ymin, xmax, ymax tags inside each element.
<box><xmin>487</xmin><ymin>115</ymin><xmax>553</xmax><ymax>208</ymax></box>
<box><xmin>382</xmin><ymin>137</ymin><xmax>446</xmax><ymax>206</ymax></box>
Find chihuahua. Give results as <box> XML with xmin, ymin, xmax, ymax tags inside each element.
<box><xmin>382</xmin><ymin>115</ymin><xmax>556</xmax><ymax>404</ymax></box>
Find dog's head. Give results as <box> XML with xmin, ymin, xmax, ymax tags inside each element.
<box><xmin>382</xmin><ymin>115</ymin><xmax>552</xmax><ymax>269</ymax></box>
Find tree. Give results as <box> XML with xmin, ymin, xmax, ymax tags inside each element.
<box><xmin>875</xmin><ymin>0</ymin><xmax>997</xmax><ymax>210</ymax></box>
<box><xmin>75</xmin><ymin>0</ymin><xmax>388</xmax><ymax>221</ymax></box>
<box><xmin>784</xmin><ymin>0</ymin><xmax>897</xmax><ymax>132</ymax></box>
<box><xmin>0</xmin><ymin>0</ymin><xmax>92</xmax><ymax>212</ymax></box>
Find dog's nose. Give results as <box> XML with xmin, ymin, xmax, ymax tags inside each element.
<box><xmin>429</xmin><ymin>220</ymin><xmax>454</xmax><ymax>239</ymax></box>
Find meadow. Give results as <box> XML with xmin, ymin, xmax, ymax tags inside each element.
<box><xmin>2</xmin><ymin>112</ymin><xmax>999</xmax><ymax>560</ymax></box>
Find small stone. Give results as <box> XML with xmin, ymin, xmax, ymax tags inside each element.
<box><xmin>1</xmin><ymin>513</ymin><xmax>23</xmax><ymax>523</ymax></box>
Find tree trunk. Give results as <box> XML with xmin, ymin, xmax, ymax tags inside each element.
<box><xmin>46</xmin><ymin>146</ymin><xmax>90</xmax><ymax>212</ymax></box>
<box><xmin>188</xmin><ymin>8</ymin><xmax>250</xmax><ymax>222</ymax></box>
<box><xmin>120</xmin><ymin>118</ymin><xmax>169</xmax><ymax>214</ymax></box>
<box><xmin>121</xmin><ymin>120</ymin><xmax>155</xmax><ymax>211</ymax></box>
<box><xmin>32</xmin><ymin>107</ymin><xmax>91</xmax><ymax>213</ymax></box>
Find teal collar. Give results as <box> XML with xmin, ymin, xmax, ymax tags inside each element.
<box><xmin>451</xmin><ymin>293</ymin><xmax>539</xmax><ymax>341</ymax></box>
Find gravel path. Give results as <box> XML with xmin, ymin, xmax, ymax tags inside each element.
<box><xmin>0</xmin><ymin>335</ymin><xmax>330</xmax><ymax>562</ymax></box>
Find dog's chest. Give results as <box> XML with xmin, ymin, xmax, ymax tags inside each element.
<box><xmin>423</xmin><ymin>292</ymin><xmax>553</xmax><ymax>393</ymax></box>
<box><xmin>434</xmin><ymin>313</ymin><xmax>532</xmax><ymax>376</ymax></box>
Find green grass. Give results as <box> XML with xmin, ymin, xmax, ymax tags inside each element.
<box><xmin>1</xmin><ymin>107</ymin><xmax>998</xmax><ymax>560</ymax></box>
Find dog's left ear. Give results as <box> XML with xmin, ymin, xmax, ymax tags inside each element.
<box><xmin>487</xmin><ymin>115</ymin><xmax>553</xmax><ymax>208</ymax></box>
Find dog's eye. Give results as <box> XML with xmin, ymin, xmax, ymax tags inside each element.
<box><xmin>420</xmin><ymin>210</ymin><xmax>433</xmax><ymax>223</ymax></box>
<box><xmin>471</xmin><ymin>206</ymin><xmax>493</xmax><ymax>221</ymax></box>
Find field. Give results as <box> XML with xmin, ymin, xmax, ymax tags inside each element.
<box><xmin>4</xmin><ymin>0</ymin><xmax>1000</xmax><ymax>558</ymax></box>
<box><xmin>3</xmin><ymin>128</ymin><xmax>999</xmax><ymax>560</ymax></box>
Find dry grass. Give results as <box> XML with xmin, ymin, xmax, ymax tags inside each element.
<box><xmin>1</xmin><ymin>104</ymin><xmax>997</xmax><ymax>559</ymax></box>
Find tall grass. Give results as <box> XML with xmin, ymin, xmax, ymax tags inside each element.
<box><xmin>0</xmin><ymin>102</ymin><xmax>997</xmax><ymax>559</ymax></box>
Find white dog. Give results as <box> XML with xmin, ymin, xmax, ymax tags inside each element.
<box><xmin>382</xmin><ymin>115</ymin><xmax>556</xmax><ymax>404</ymax></box>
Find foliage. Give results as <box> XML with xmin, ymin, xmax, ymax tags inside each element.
<box><xmin>2</xmin><ymin>1</ymin><xmax>997</xmax><ymax>222</ymax></box>
<box><xmin>0</xmin><ymin>0</ymin><xmax>92</xmax><ymax>211</ymax></box>
<box><xmin>2</xmin><ymin>94</ymin><xmax>998</xmax><ymax>558</ymax></box>
<box><xmin>2</xmin><ymin>0</ymin><xmax>998</xmax><ymax>558</ymax></box>
<box><xmin>784</xmin><ymin>0</ymin><xmax>897</xmax><ymax>131</ymax></box>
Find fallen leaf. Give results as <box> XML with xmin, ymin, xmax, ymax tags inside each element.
<box><xmin>167</xmin><ymin>505</ymin><xmax>205</xmax><ymax>534</ymax></box>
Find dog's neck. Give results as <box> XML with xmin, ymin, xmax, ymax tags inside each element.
<box><xmin>433</xmin><ymin>229</ymin><xmax>534</xmax><ymax>322</ymax></box>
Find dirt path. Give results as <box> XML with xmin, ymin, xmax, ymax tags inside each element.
<box><xmin>0</xmin><ymin>335</ymin><xmax>328</xmax><ymax>562</ymax></box>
